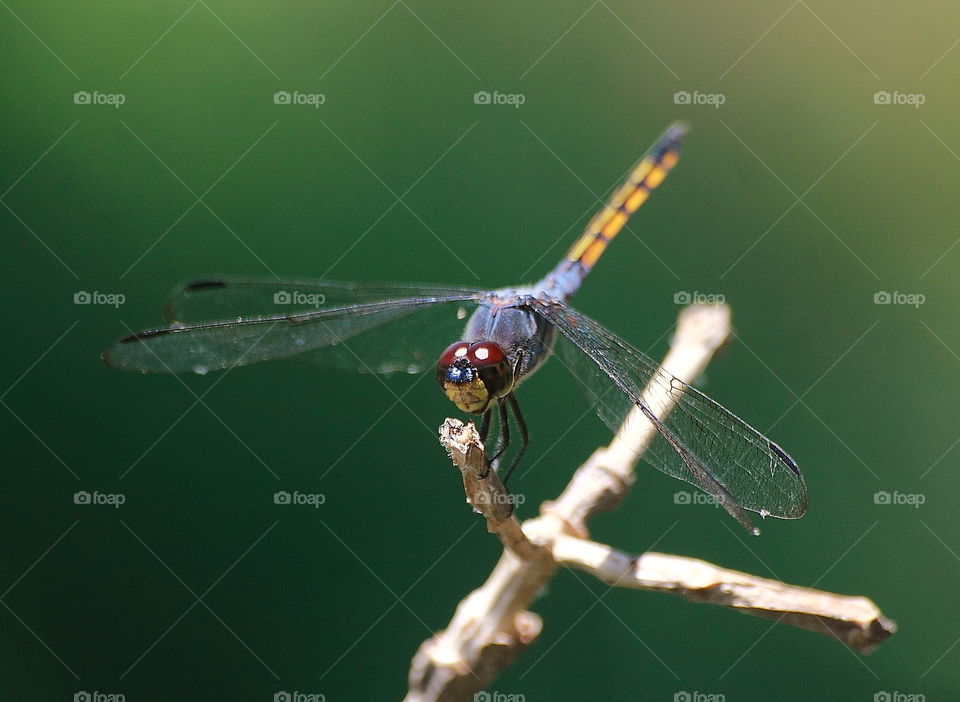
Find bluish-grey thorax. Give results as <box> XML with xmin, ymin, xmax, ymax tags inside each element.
<box><xmin>435</xmin><ymin>290</ymin><xmax>558</xmax><ymax>413</ymax></box>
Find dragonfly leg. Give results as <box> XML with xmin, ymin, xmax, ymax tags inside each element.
<box><xmin>499</xmin><ymin>393</ymin><xmax>528</xmax><ymax>487</ymax></box>
<box><xmin>478</xmin><ymin>409</ymin><xmax>492</xmax><ymax>444</ymax></box>
<box><xmin>477</xmin><ymin>409</ymin><xmax>494</xmax><ymax>478</ymax></box>
<box><xmin>490</xmin><ymin>398</ymin><xmax>510</xmax><ymax>466</ymax></box>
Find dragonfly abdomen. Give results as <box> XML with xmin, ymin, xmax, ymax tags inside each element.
<box><xmin>541</xmin><ymin>123</ymin><xmax>686</xmax><ymax>300</ymax></box>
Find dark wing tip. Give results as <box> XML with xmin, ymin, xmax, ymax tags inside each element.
<box><xmin>116</xmin><ymin>327</ymin><xmax>176</xmax><ymax>343</ymax></box>
<box><xmin>769</xmin><ymin>440</ymin><xmax>802</xmax><ymax>477</ymax></box>
<box><xmin>768</xmin><ymin>440</ymin><xmax>809</xmax><ymax>518</ymax></box>
<box><xmin>102</xmin><ymin>327</ymin><xmax>182</xmax><ymax>372</ymax></box>
<box><xmin>183</xmin><ymin>279</ymin><xmax>228</xmax><ymax>292</ymax></box>
<box><xmin>163</xmin><ymin>279</ymin><xmax>229</xmax><ymax>322</ymax></box>
<box><xmin>102</xmin><ymin>329</ymin><xmax>160</xmax><ymax>368</ymax></box>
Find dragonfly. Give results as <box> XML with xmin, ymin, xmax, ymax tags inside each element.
<box><xmin>103</xmin><ymin>123</ymin><xmax>808</xmax><ymax>533</ymax></box>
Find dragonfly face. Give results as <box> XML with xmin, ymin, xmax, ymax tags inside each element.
<box><xmin>436</xmin><ymin>341</ymin><xmax>514</xmax><ymax>414</ymax></box>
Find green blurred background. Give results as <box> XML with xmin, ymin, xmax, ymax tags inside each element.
<box><xmin>2</xmin><ymin>1</ymin><xmax>958</xmax><ymax>699</ymax></box>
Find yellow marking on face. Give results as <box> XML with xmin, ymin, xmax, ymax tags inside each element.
<box><xmin>443</xmin><ymin>379</ymin><xmax>489</xmax><ymax>413</ymax></box>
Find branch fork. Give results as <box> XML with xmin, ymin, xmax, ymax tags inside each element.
<box><xmin>406</xmin><ymin>304</ymin><xmax>895</xmax><ymax>702</ymax></box>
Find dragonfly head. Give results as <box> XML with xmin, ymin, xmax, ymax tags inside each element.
<box><xmin>437</xmin><ymin>341</ymin><xmax>514</xmax><ymax>414</ymax></box>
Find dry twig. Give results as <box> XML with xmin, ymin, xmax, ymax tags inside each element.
<box><xmin>405</xmin><ymin>304</ymin><xmax>895</xmax><ymax>702</ymax></box>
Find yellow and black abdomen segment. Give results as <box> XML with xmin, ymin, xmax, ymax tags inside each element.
<box><xmin>557</xmin><ymin>122</ymin><xmax>686</xmax><ymax>286</ymax></box>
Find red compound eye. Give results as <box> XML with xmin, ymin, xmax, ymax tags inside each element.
<box><xmin>436</xmin><ymin>341</ymin><xmax>514</xmax><ymax>414</ymax></box>
<box><xmin>468</xmin><ymin>342</ymin><xmax>512</xmax><ymax>399</ymax></box>
<box><xmin>438</xmin><ymin>341</ymin><xmax>470</xmax><ymax>368</ymax></box>
<box><xmin>466</xmin><ymin>341</ymin><xmax>506</xmax><ymax>367</ymax></box>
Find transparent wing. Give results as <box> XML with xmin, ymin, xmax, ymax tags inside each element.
<box><xmin>161</xmin><ymin>276</ymin><xmax>485</xmax><ymax>324</ymax></box>
<box><xmin>104</xmin><ymin>284</ymin><xmax>484</xmax><ymax>375</ymax></box>
<box><xmin>529</xmin><ymin>298</ymin><xmax>808</xmax><ymax>530</ymax></box>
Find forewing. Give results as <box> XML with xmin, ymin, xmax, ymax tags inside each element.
<box><xmin>163</xmin><ymin>276</ymin><xmax>485</xmax><ymax>323</ymax></box>
<box><xmin>530</xmin><ymin>298</ymin><xmax>808</xmax><ymax>528</ymax></box>
<box><xmin>104</xmin><ymin>293</ymin><xmax>482</xmax><ymax>375</ymax></box>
